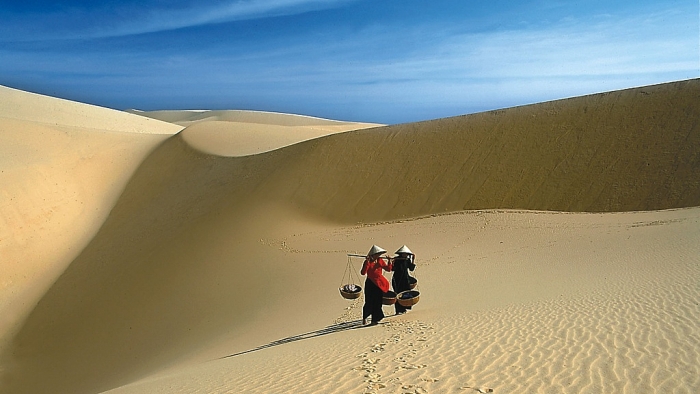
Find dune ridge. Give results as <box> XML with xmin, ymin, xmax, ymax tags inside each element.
<box><xmin>129</xmin><ymin>108</ymin><xmax>383</xmax><ymax>157</ymax></box>
<box><xmin>179</xmin><ymin>119</ymin><xmax>382</xmax><ymax>157</ymax></box>
<box><xmin>127</xmin><ymin>109</ymin><xmax>378</xmax><ymax>128</ymax></box>
<box><xmin>1</xmin><ymin>86</ymin><xmax>181</xmax><ymax>134</ymax></box>
<box><xmin>1</xmin><ymin>79</ymin><xmax>699</xmax><ymax>393</ymax></box>
<box><xmin>247</xmin><ymin>79</ymin><xmax>699</xmax><ymax>221</ymax></box>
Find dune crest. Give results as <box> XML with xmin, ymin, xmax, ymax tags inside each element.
<box><xmin>0</xmin><ymin>86</ymin><xmax>182</xmax><ymax>134</ymax></box>
<box><xmin>128</xmin><ymin>108</ymin><xmax>381</xmax><ymax>128</ymax></box>
<box><xmin>130</xmin><ymin>109</ymin><xmax>382</xmax><ymax>157</ymax></box>
<box><xmin>179</xmin><ymin>119</ymin><xmax>380</xmax><ymax>157</ymax></box>
<box><xmin>250</xmin><ymin>79</ymin><xmax>700</xmax><ymax>220</ymax></box>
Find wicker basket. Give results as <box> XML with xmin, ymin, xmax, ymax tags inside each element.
<box><xmin>339</xmin><ymin>285</ymin><xmax>362</xmax><ymax>299</ymax></box>
<box><xmin>382</xmin><ymin>291</ymin><xmax>397</xmax><ymax>305</ymax></box>
<box><xmin>408</xmin><ymin>276</ymin><xmax>417</xmax><ymax>290</ymax></box>
<box><xmin>396</xmin><ymin>290</ymin><xmax>420</xmax><ymax>307</ymax></box>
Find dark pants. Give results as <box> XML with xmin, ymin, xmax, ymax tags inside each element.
<box><xmin>394</xmin><ymin>299</ymin><xmax>411</xmax><ymax>314</ymax></box>
<box><xmin>392</xmin><ymin>277</ymin><xmax>413</xmax><ymax>314</ymax></box>
<box><xmin>363</xmin><ymin>278</ymin><xmax>385</xmax><ymax>323</ymax></box>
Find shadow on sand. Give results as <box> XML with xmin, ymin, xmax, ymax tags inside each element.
<box><xmin>219</xmin><ymin>318</ymin><xmax>387</xmax><ymax>359</ymax></box>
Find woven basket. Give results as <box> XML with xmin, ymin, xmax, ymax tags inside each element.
<box><xmin>408</xmin><ymin>276</ymin><xmax>417</xmax><ymax>290</ymax></box>
<box><xmin>339</xmin><ymin>285</ymin><xmax>362</xmax><ymax>299</ymax></box>
<box><xmin>396</xmin><ymin>290</ymin><xmax>420</xmax><ymax>307</ymax></box>
<box><xmin>382</xmin><ymin>291</ymin><xmax>397</xmax><ymax>305</ymax></box>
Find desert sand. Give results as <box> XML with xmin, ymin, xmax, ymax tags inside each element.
<box><xmin>1</xmin><ymin>79</ymin><xmax>698</xmax><ymax>394</ymax></box>
<box><xmin>129</xmin><ymin>109</ymin><xmax>381</xmax><ymax>157</ymax></box>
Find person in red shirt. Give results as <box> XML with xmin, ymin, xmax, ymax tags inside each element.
<box><xmin>361</xmin><ymin>245</ymin><xmax>392</xmax><ymax>325</ymax></box>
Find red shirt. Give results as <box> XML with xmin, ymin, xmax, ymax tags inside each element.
<box><xmin>361</xmin><ymin>257</ymin><xmax>392</xmax><ymax>292</ymax></box>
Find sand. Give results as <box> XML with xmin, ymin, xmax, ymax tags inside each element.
<box><xmin>0</xmin><ymin>79</ymin><xmax>699</xmax><ymax>393</ymax></box>
<box><xmin>105</xmin><ymin>208</ymin><xmax>700</xmax><ymax>394</ymax></box>
<box><xmin>129</xmin><ymin>109</ymin><xmax>382</xmax><ymax>157</ymax></box>
<box><xmin>0</xmin><ymin>86</ymin><xmax>183</xmax><ymax>356</ymax></box>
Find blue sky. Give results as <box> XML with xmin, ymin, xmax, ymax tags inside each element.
<box><xmin>1</xmin><ymin>0</ymin><xmax>697</xmax><ymax>124</ymax></box>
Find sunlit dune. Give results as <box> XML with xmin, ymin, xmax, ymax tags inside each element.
<box><xmin>127</xmin><ymin>108</ymin><xmax>379</xmax><ymax>128</ymax></box>
<box><xmin>0</xmin><ymin>86</ymin><xmax>182</xmax><ymax>363</ymax></box>
<box><xmin>128</xmin><ymin>109</ymin><xmax>381</xmax><ymax>156</ymax></box>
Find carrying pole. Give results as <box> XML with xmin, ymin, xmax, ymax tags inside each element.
<box><xmin>347</xmin><ymin>253</ymin><xmax>394</xmax><ymax>259</ymax></box>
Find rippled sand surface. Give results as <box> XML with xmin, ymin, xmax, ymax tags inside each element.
<box><xmin>108</xmin><ymin>208</ymin><xmax>700</xmax><ymax>394</ymax></box>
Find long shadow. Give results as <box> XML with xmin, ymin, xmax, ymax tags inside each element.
<box><xmin>219</xmin><ymin>319</ymin><xmax>372</xmax><ymax>359</ymax></box>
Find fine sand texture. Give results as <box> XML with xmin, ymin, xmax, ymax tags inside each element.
<box><xmin>105</xmin><ymin>208</ymin><xmax>700</xmax><ymax>394</ymax></box>
<box><xmin>1</xmin><ymin>79</ymin><xmax>699</xmax><ymax>394</ymax></box>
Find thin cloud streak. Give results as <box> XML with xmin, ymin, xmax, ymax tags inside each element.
<box><xmin>340</xmin><ymin>8</ymin><xmax>697</xmax><ymax>81</ymax></box>
<box><xmin>111</xmin><ymin>0</ymin><xmax>355</xmax><ymax>38</ymax></box>
<box><xmin>0</xmin><ymin>0</ymin><xmax>355</xmax><ymax>41</ymax></box>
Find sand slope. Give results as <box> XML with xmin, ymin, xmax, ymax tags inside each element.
<box><xmin>1</xmin><ymin>79</ymin><xmax>699</xmax><ymax>393</ymax></box>
<box><xmin>179</xmin><ymin>119</ymin><xmax>381</xmax><ymax>157</ymax></box>
<box><xmin>130</xmin><ymin>109</ymin><xmax>382</xmax><ymax>157</ymax></box>
<box><xmin>0</xmin><ymin>86</ymin><xmax>183</xmax><ymax>358</ymax></box>
<box><xmin>248</xmin><ymin>79</ymin><xmax>699</xmax><ymax>221</ymax></box>
<box><xmin>1</xmin><ymin>87</ymin><xmax>180</xmax><ymax>134</ymax></box>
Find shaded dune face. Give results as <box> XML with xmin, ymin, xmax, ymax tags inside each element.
<box><xmin>1</xmin><ymin>79</ymin><xmax>699</xmax><ymax>394</ymax></box>
<box><xmin>256</xmin><ymin>79</ymin><xmax>700</xmax><ymax>220</ymax></box>
<box><xmin>0</xmin><ymin>137</ymin><xmax>280</xmax><ymax>393</ymax></box>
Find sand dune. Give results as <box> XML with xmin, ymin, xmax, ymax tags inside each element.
<box><xmin>245</xmin><ymin>79</ymin><xmax>699</xmax><ymax>220</ymax></box>
<box><xmin>179</xmin><ymin>120</ymin><xmax>381</xmax><ymax>157</ymax></box>
<box><xmin>128</xmin><ymin>109</ymin><xmax>382</xmax><ymax>157</ymax></box>
<box><xmin>1</xmin><ymin>79</ymin><xmax>699</xmax><ymax>393</ymax></box>
<box><xmin>1</xmin><ymin>87</ymin><xmax>180</xmax><ymax>134</ymax></box>
<box><xmin>0</xmin><ymin>86</ymin><xmax>182</xmax><ymax>359</ymax></box>
<box><xmin>127</xmin><ymin>109</ymin><xmax>380</xmax><ymax>128</ymax></box>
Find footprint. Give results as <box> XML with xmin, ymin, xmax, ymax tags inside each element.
<box><xmin>401</xmin><ymin>385</ymin><xmax>427</xmax><ymax>394</ymax></box>
<box><xmin>460</xmin><ymin>386</ymin><xmax>494</xmax><ymax>393</ymax></box>
<box><xmin>401</xmin><ymin>363</ymin><xmax>427</xmax><ymax>370</ymax></box>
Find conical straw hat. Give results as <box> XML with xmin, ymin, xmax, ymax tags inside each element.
<box><xmin>367</xmin><ymin>245</ymin><xmax>387</xmax><ymax>256</ymax></box>
<box><xmin>395</xmin><ymin>245</ymin><xmax>413</xmax><ymax>255</ymax></box>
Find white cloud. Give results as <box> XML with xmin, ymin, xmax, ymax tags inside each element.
<box><xmin>395</xmin><ymin>8</ymin><xmax>695</xmax><ymax>79</ymax></box>
<box><xmin>118</xmin><ymin>0</ymin><xmax>354</xmax><ymax>36</ymax></box>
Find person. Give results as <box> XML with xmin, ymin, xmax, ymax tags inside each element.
<box><xmin>360</xmin><ymin>245</ymin><xmax>392</xmax><ymax>325</ymax></box>
<box><xmin>391</xmin><ymin>245</ymin><xmax>416</xmax><ymax>314</ymax></box>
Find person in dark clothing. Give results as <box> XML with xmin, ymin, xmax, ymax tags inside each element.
<box><xmin>391</xmin><ymin>245</ymin><xmax>416</xmax><ymax>314</ymax></box>
<box><xmin>361</xmin><ymin>245</ymin><xmax>392</xmax><ymax>325</ymax></box>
